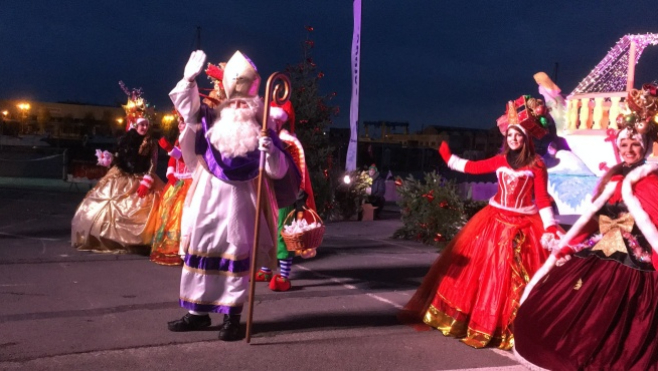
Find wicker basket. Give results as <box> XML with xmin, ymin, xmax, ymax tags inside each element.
<box><xmin>281</xmin><ymin>208</ymin><xmax>325</xmax><ymax>253</ymax></box>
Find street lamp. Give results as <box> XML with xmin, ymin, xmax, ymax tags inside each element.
<box><xmin>17</xmin><ymin>103</ymin><xmax>30</xmax><ymax>134</ymax></box>
<box><xmin>161</xmin><ymin>114</ymin><xmax>175</xmax><ymax>137</ymax></box>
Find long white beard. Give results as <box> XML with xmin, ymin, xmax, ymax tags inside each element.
<box><xmin>207</xmin><ymin>106</ymin><xmax>261</xmax><ymax>159</ymax></box>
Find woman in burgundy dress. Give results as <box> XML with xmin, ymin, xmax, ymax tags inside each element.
<box><xmin>514</xmin><ymin>84</ymin><xmax>658</xmax><ymax>370</ymax></box>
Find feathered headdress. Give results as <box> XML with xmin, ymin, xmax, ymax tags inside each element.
<box><xmin>119</xmin><ymin>81</ymin><xmax>150</xmax><ymax>131</ymax></box>
<box><xmin>201</xmin><ymin>62</ymin><xmax>227</xmax><ymax>108</ymax></box>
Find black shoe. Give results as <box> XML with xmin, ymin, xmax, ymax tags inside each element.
<box><xmin>167</xmin><ymin>313</ymin><xmax>211</xmax><ymax>332</ymax></box>
<box><xmin>218</xmin><ymin>314</ymin><xmax>242</xmax><ymax>341</ymax></box>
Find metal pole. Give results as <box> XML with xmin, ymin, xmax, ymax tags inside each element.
<box><xmin>62</xmin><ymin>148</ymin><xmax>68</xmax><ymax>181</ymax></box>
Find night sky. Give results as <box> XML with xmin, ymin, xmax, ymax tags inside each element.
<box><xmin>2</xmin><ymin>1</ymin><xmax>657</xmax><ymax>131</ymax></box>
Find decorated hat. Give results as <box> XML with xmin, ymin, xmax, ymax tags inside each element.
<box><xmin>615</xmin><ymin>82</ymin><xmax>658</xmax><ymax>152</ymax></box>
<box><xmin>202</xmin><ymin>61</ymin><xmax>227</xmax><ymax>107</ymax></box>
<box><xmin>222</xmin><ymin>51</ymin><xmax>261</xmax><ymax>100</ymax></box>
<box><xmin>269</xmin><ymin>100</ymin><xmax>296</xmax><ymax>133</ymax></box>
<box><xmin>119</xmin><ymin>81</ymin><xmax>150</xmax><ymax>132</ymax></box>
<box><xmin>497</xmin><ymin>95</ymin><xmax>549</xmax><ymax>139</ymax></box>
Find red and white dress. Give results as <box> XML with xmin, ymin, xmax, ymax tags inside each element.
<box><xmin>400</xmin><ymin>153</ymin><xmax>556</xmax><ymax>349</ymax></box>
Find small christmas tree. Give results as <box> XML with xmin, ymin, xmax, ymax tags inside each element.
<box><xmin>393</xmin><ymin>172</ymin><xmax>469</xmax><ymax>246</ymax></box>
<box><xmin>285</xmin><ymin>26</ymin><xmax>339</xmax><ymax>218</ymax></box>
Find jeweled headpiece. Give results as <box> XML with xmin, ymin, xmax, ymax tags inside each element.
<box><xmin>498</xmin><ymin>95</ymin><xmax>549</xmax><ymax>139</ymax></box>
<box><xmin>119</xmin><ymin>81</ymin><xmax>150</xmax><ymax>131</ymax></box>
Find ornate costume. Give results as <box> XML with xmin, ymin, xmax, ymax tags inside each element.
<box><xmin>400</xmin><ymin>96</ymin><xmax>557</xmax><ymax>349</ymax></box>
<box><xmin>514</xmin><ymin>84</ymin><xmax>658</xmax><ymax>370</ymax></box>
<box><xmin>150</xmin><ymin>136</ymin><xmax>192</xmax><ymax>266</ymax></box>
<box><xmin>71</xmin><ymin>85</ymin><xmax>163</xmax><ymax>254</ymax></box>
<box><xmin>167</xmin><ymin>50</ymin><xmax>299</xmax><ymax>341</ymax></box>
<box><xmin>255</xmin><ymin>101</ymin><xmax>318</xmax><ymax>291</ymax></box>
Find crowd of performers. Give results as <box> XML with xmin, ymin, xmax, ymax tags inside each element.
<box><xmin>71</xmin><ymin>49</ymin><xmax>319</xmax><ymax>341</ymax></box>
<box><xmin>399</xmin><ymin>81</ymin><xmax>658</xmax><ymax>370</ymax></box>
<box><xmin>69</xmin><ymin>44</ymin><xmax>658</xmax><ymax>367</ymax></box>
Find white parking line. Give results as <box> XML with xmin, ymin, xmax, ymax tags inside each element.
<box><xmin>0</xmin><ymin>232</ymin><xmax>60</xmax><ymax>242</ymax></box>
<box><xmin>296</xmin><ymin>261</ymin><xmax>520</xmax><ymax>368</ymax></box>
<box><xmin>295</xmin><ymin>264</ymin><xmax>403</xmax><ymax>309</ymax></box>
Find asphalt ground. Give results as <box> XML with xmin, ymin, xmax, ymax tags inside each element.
<box><xmin>0</xmin><ymin>188</ymin><xmax>522</xmax><ymax>371</ymax></box>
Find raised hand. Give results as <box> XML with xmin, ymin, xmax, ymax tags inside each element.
<box><xmin>158</xmin><ymin>137</ymin><xmax>174</xmax><ymax>152</ymax></box>
<box><xmin>438</xmin><ymin>141</ymin><xmax>452</xmax><ymax>163</ymax></box>
<box><xmin>184</xmin><ymin>50</ymin><xmax>207</xmax><ymax>82</ymax></box>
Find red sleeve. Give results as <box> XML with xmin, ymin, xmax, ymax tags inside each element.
<box><xmin>633</xmin><ymin>173</ymin><xmax>658</xmax><ymax>231</ymax></box>
<box><xmin>532</xmin><ymin>158</ymin><xmax>553</xmax><ymax>210</ymax></box>
<box><xmin>567</xmin><ymin>218</ymin><xmax>598</xmax><ymax>247</ymax></box>
<box><xmin>167</xmin><ymin>157</ymin><xmax>176</xmax><ymax>167</ymax></box>
<box><xmin>463</xmin><ymin>155</ymin><xmax>505</xmax><ymax>175</ymax></box>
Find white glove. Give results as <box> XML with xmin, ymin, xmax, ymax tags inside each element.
<box><xmin>365</xmin><ymin>187</ymin><xmax>372</xmax><ymax>195</ymax></box>
<box><xmin>184</xmin><ymin>50</ymin><xmax>207</xmax><ymax>82</ymax></box>
<box><xmin>540</xmin><ymin>232</ymin><xmax>563</xmax><ymax>251</ymax></box>
<box><xmin>95</xmin><ymin>149</ymin><xmax>113</xmax><ymax>167</ymax></box>
<box><xmin>258</xmin><ymin>136</ymin><xmax>274</xmax><ymax>154</ymax></box>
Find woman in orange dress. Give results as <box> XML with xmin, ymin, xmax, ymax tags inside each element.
<box><xmin>151</xmin><ymin>116</ymin><xmax>193</xmax><ymax>266</ymax></box>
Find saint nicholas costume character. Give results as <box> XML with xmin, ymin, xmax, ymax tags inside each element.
<box><xmin>167</xmin><ymin>50</ymin><xmax>299</xmax><ymax>341</ymax></box>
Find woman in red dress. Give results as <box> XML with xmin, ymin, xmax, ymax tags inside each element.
<box><xmin>514</xmin><ymin>85</ymin><xmax>658</xmax><ymax>370</ymax></box>
<box><xmin>399</xmin><ymin>97</ymin><xmax>559</xmax><ymax>349</ymax></box>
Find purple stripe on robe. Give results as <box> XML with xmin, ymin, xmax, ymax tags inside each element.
<box><xmin>179</xmin><ymin>299</ymin><xmax>243</xmax><ymax>315</ymax></box>
<box><xmin>184</xmin><ymin>253</ymin><xmax>250</xmax><ymax>274</ymax></box>
<box><xmin>195</xmin><ymin>104</ymin><xmax>298</xmax><ymax>183</ymax></box>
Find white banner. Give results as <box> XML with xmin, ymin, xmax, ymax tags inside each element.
<box><xmin>345</xmin><ymin>0</ymin><xmax>361</xmax><ymax>171</ymax></box>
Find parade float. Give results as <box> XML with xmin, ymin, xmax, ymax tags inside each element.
<box><xmin>543</xmin><ymin>33</ymin><xmax>658</xmax><ymax>216</ymax></box>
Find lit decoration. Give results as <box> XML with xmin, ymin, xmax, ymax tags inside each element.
<box><xmin>119</xmin><ymin>81</ymin><xmax>151</xmax><ymax>130</ymax></box>
<box><xmin>434</xmin><ymin>233</ymin><xmax>445</xmax><ymax>242</ymax></box>
<box><xmin>570</xmin><ymin>34</ymin><xmax>658</xmax><ymax>96</ymax></box>
<box><xmin>439</xmin><ymin>201</ymin><xmax>449</xmax><ymax>208</ymax></box>
<box><xmin>395</xmin><ymin>178</ymin><xmax>403</xmax><ymax>187</ymax></box>
<box><xmin>343</xmin><ymin>174</ymin><xmax>351</xmax><ymax>184</ymax></box>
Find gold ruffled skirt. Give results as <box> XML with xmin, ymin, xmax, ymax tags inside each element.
<box><xmin>150</xmin><ymin>178</ymin><xmax>192</xmax><ymax>265</ymax></box>
<box><xmin>71</xmin><ymin>167</ymin><xmax>163</xmax><ymax>254</ymax></box>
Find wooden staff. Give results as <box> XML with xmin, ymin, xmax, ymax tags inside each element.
<box><xmin>246</xmin><ymin>72</ymin><xmax>291</xmax><ymax>343</ymax></box>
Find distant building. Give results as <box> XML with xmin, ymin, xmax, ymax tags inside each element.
<box><xmin>0</xmin><ymin>99</ymin><xmax>166</xmax><ymax>137</ymax></box>
<box><xmin>354</xmin><ymin>121</ymin><xmax>502</xmax><ymax>181</ymax></box>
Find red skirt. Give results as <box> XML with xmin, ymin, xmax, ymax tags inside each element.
<box><xmin>514</xmin><ymin>255</ymin><xmax>658</xmax><ymax>370</ymax></box>
<box><xmin>399</xmin><ymin>205</ymin><xmax>549</xmax><ymax>349</ymax></box>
